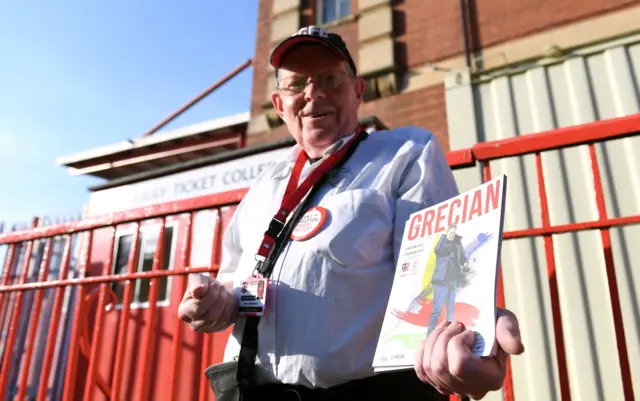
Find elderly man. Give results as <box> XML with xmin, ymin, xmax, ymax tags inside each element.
<box><xmin>178</xmin><ymin>26</ymin><xmax>524</xmax><ymax>401</ymax></box>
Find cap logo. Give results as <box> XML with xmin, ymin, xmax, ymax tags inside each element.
<box><xmin>294</xmin><ymin>26</ymin><xmax>329</xmax><ymax>38</ymax></box>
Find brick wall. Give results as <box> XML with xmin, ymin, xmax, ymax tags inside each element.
<box><xmin>395</xmin><ymin>0</ymin><xmax>637</xmax><ymax>68</ymax></box>
<box><xmin>358</xmin><ymin>84</ymin><xmax>449</xmax><ymax>149</ymax></box>
<box><xmin>248</xmin><ymin>0</ymin><xmax>637</xmax><ymax>150</ymax></box>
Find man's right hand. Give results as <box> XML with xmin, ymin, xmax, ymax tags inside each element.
<box><xmin>177</xmin><ymin>274</ymin><xmax>238</xmax><ymax>333</ymax></box>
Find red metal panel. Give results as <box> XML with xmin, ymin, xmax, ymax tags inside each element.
<box><xmin>534</xmin><ymin>152</ymin><xmax>571</xmax><ymax>401</ymax></box>
<box><xmin>482</xmin><ymin>162</ymin><xmax>514</xmax><ymax>401</ymax></box>
<box><xmin>502</xmin><ymin>215</ymin><xmax>640</xmax><ymax>239</ymax></box>
<box><xmin>62</xmin><ymin>231</ymin><xmax>93</xmax><ymax>401</ymax></box>
<box><xmin>111</xmin><ymin>224</ymin><xmax>142</xmax><ymax>400</ymax></box>
<box><xmin>446</xmin><ymin>148</ymin><xmax>475</xmax><ymax>168</ymax></box>
<box><xmin>83</xmin><ymin>228</ymin><xmax>116</xmax><ymax>400</ymax></box>
<box><xmin>0</xmin><ymin>114</ymin><xmax>638</xmax><ymax>401</ymax></box>
<box><xmin>199</xmin><ymin>209</ymin><xmax>225</xmax><ymax>401</ymax></box>
<box><xmin>36</xmin><ymin>235</ymin><xmax>73</xmax><ymax>401</ymax></box>
<box><xmin>472</xmin><ymin>114</ymin><xmax>640</xmax><ymax>161</ymax></box>
<box><xmin>0</xmin><ymin>235</ymin><xmax>36</xmax><ymax>399</ymax></box>
<box><xmin>135</xmin><ymin>219</ymin><xmax>166</xmax><ymax>401</ymax></box>
<box><xmin>0</xmin><ymin>243</ymin><xmax>17</xmax><ymax>344</ymax></box>
<box><xmin>168</xmin><ymin>213</ymin><xmax>195</xmax><ymax>400</ymax></box>
<box><xmin>587</xmin><ymin>144</ymin><xmax>635</xmax><ymax>401</ymax></box>
<box><xmin>15</xmin><ymin>237</ymin><xmax>54</xmax><ymax>400</ymax></box>
<box><xmin>0</xmin><ymin>188</ymin><xmax>248</xmax><ymax>244</ymax></box>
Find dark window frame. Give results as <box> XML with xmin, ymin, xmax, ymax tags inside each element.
<box><xmin>108</xmin><ymin>222</ymin><xmax>178</xmax><ymax>310</ymax></box>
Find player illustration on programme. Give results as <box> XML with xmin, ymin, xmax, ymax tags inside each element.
<box><xmin>427</xmin><ymin>224</ymin><xmax>469</xmax><ymax>335</ymax></box>
<box><xmin>372</xmin><ymin>175</ymin><xmax>507</xmax><ymax>370</ymax></box>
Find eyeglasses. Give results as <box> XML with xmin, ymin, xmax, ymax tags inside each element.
<box><xmin>276</xmin><ymin>70</ymin><xmax>351</xmax><ymax>95</ymax></box>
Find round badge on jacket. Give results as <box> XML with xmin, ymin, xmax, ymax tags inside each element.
<box><xmin>290</xmin><ymin>206</ymin><xmax>328</xmax><ymax>241</ymax></box>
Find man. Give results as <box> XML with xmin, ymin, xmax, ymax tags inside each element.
<box><xmin>178</xmin><ymin>26</ymin><xmax>524</xmax><ymax>400</ymax></box>
<box><xmin>428</xmin><ymin>224</ymin><xmax>469</xmax><ymax>335</ymax></box>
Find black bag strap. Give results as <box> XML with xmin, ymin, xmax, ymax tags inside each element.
<box><xmin>236</xmin><ymin>130</ymin><xmax>368</xmax><ymax>388</ymax></box>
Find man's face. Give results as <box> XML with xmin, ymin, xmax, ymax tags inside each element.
<box><xmin>446</xmin><ymin>227</ymin><xmax>457</xmax><ymax>240</ymax></box>
<box><xmin>271</xmin><ymin>44</ymin><xmax>365</xmax><ymax>156</ymax></box>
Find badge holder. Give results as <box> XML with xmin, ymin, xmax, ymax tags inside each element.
<box><xmin>238</xmin><ymin>273</ymin><xmax>269</xmax><ymax>316</ymax></box>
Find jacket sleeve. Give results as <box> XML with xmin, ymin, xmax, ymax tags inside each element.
<box><xmin>393</xmin><ymin>128</ymin><xmax>460</xmax><ymax>267</ymax></box>
<box><xmin>458</xmin><ymin>240</ymin><xmax>469</xmax><ymax>265</ymax></box>
<box><xmin>433</xmin><ymin>235</ymin><xmax>448</xmax><ymax>256</ymax></box>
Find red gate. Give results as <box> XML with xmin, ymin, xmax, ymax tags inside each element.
<box><xmin>1</xmin><ymin>114</ymin><xmax>639</xmax><ymax>400</ymax></box>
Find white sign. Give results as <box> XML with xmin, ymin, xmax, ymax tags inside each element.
<box><xmin>86</xmin><ymin>147</ymin><xmax>291</xmax><ymax>216</ymax></box>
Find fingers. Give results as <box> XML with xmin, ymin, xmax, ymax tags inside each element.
<box><xmin>178</xmin><ymin>275</ymin><xmax>236</xmax><ymax>332</ymax></box>
<box><xmin>415</xmin><ymin>321</ymin><xmax>507</xmax><ymax>399</ymax></box>
<box><xmin>415</xmin><ymin>320</ymin><xmax>459</xmax><ymax>395</ymax></box>
<box><xmin>496</xmin><ymin>308</ymin><xmax>525</xmax><ymax>355</ymax></box>
<box><xmin>429</xmin><ymin>322</ymin><xmax>467</xmax><ymax>394</ymax></box>
<box><xmin>183</xmin><ymin>274</ymin><xmax>212</xmax><ymax>300</ymax></box>
<box><xmin>447</xmin><ymin>329</ymin><xmax>504</xmax><ymax>397</ymax></box>
<box><xmin>198</xmin><ymin>285</ymin><xmax>229</xmax><ymax>328</ymax></box>
<box><xmin>210</xmin><ymin>290</ymin><xmax>239</xmax><ymax>332</ymax></box>
<box><xmin>414</xmin><ymin>320</ymin><xmax>448</xmax><ymax>383</ymax></box>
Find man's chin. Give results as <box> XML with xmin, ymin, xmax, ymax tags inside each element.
<box><xmin>303</xmin><ymin>127</ymin><xmax>339</xmax><ymax>141</ymax></box>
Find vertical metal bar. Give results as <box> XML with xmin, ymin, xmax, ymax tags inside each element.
<box><xmin>135</xmin><ymin>218</ymin><xmax>166</xmax><ymax>401</ymax></box>
<box><xmin>0</xmin><ymin>231</ymin><xmax>37</xmax><ymax>399</ymax></box>
<box><xmin>62</xmin><ymin>230</ymin><xmax>93</xmax><ymax>401</ymax></box>
<box><xmin>36</xmin><ymin>235</ymin><xmax>73</xmax><ymax>401</ymax></box>
<box><xmin>0</xmin><ymin>243</ymin><xmax>17</xmax><ymax>344</ymax></box>
<box><xmin>15</xmin><ymin>237</ymin><xmax>54</xmax><ymax>399</ymax></box>
<box><xmin>535</xmin><ymin>152</ymin><xmax>571</xmax><ymax>401</ymax></box>
<box><xmin>587</xmin><ymin>144</ymin><xmax>635</xmax><ymax>400</ymax></box>
<box><xmin>168</xmin><ymin>213</ymin><xmax>194</xmax><ymax>400</ymax></box>
<box><xmin>82</xmin><ymin>228</ymin><xmax>116</xmax><ymax>401</ymax></box>
<box><xmin>199</xmin><ymin>210</ymin><xmax>222</xmax><ymax>401</ymax></box>
<box><xmin>111</xmin><ymin>224</ymin><xmax>142</xmax><ymax>401</ymax></box>
<box><xmin>481</xmin><ymin>162</ymin><xmax>514</xmax><ymax>401</ymax></box>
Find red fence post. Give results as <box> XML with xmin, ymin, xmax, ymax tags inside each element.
<box><xmin>83</xmin><ymin>228</ymin><xmax>116</xmax><ymax>400</ymax></box>
<box><xmin>587</xmin><ymin>144</ymin><xmax>635</xmax><ymax>401</ymax></box>
<box><xmin>0</xmin><ymin>218</ymin><xmax>38</xmax><ymax>400</ymax></box>
<box><xmin>15</xmin><ymin>237</ymin><xmax>54</xmax><ymax>400</ymax></box>
<box><xmin>110</xmin><ymin>223</ymin><xmax>142</xmax><ymax>400</ymax></box>
<box><xmin>135</xmin><ymin>218</ymin><xmax>167</xmax><ymax>401</ymax></box>
<box><xmin>36</xmin><ymin>235</ymin><xmax>73</xmax><ymax>401</ymax></box>
<box><xmin>62</xmin><ymin>230</ymin><xmax>94</xmax><ymax>401</ymax></box>
<box><xmin>168</xmin><ymin>213</ymin><xmax>195</xmax><ymax>400</ymax></box>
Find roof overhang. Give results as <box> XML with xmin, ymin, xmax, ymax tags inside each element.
<box><xmin>88</xmin><ymin>114</ymin><xmax>388</xmax><ymax>192</ymax></box>
<box><xmin>56</xmin><ymin>112</ymin><xmax>250</xmax><ymax>180</ymax></box>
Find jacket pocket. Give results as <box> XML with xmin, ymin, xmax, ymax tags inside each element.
<box><xmin>315</xmin><ymin>188</ymin><xmax>393</xmax><ymax>269</ymax></box>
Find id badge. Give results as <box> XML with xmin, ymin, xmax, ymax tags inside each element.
<box><xmin>237</xmin><ymin>274</ymin><xmax>268</xmax><ymax>316</ymax></box>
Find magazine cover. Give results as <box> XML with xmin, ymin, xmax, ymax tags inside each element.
<box><xmin>372</xmin><ymin>175</ymin><xmax>508</xmax><ymax>372</ymax></box>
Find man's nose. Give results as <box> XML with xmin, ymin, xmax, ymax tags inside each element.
<box><xmin>304</xmin><ymin>81</ymin><xmax>326</xmax><ymax>101</ymax></box>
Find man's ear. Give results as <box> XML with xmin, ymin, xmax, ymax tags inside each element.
<box><xmin>271</xmin><ymin>91</ymin><xmax>285</xmax><ymax>120</ymax></box>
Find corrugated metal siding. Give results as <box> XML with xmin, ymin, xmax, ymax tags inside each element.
<box><xmin>446</xmin><ymin>36</ymin><xmax>640</xmax><ymax>401</ymax></box>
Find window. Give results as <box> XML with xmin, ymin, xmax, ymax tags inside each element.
<box><xmin>317</xmin><ymin>0</ymin><xmax>350</xmax><ymax>25</ymax></box>
<box><xmin>110</xmin><ymin>224</ymin><xmax>176</xmax><ymax>309</ymax></box>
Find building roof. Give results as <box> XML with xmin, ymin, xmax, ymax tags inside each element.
<box><xmin>87</xmin><ymin>114</ymin><xmax>388</xmax><ymax>192</ymax></box>
<box><xmin>55</xmin><ymin>111</ymin><xmax>250</xmax><ymax>180</ymax></box>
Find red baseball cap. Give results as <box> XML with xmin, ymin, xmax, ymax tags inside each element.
<box><xmin>269</xmin><ymin>26</ymin><xmax>357</xmax><ymax>75</ymax></box>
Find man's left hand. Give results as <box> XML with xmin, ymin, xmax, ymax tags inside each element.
<box><xmin>414</xmin><ymin>308</ymin><xmax>525</xmax><ymax>399</ymax></box>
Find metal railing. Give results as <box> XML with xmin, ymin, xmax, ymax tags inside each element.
<box><xmin>1</xmin><ymin>113</ymin><xmax>639</xmax><ymax>401</ymax></box>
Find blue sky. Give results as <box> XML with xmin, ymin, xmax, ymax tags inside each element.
<box><xmin>0</xmin><ymin>1</ymin><xmax>258</xmax><ymax>229</ymax></box>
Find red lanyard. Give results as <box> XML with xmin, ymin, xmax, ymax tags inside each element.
<box><xmin>255</xmin><ymin>132</ymin><xmax>363</xmax><ymax>260</ymax></box>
